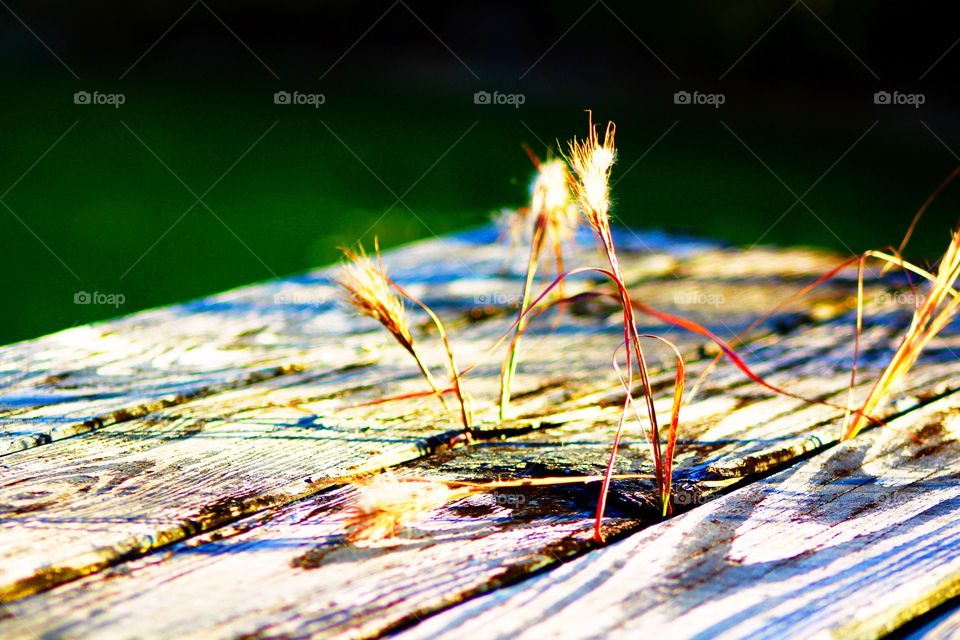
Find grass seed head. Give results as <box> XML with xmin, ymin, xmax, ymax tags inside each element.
<box><xmin>335</xmin><ymin>242</ymin><xmax>414</xmax><ymax>350</ymax></box>
<box><xmin>344</xmin><ymin>474</ymin><xmax>473</xmax><ymax>543</ymax></box>
<box><xmin>567</xmin><ymin>116</ymin><xmax>616</xmax><ymax>236</ymax></box>
<box><xmin>532</xmin><ymin>158</ymin><xmax>580</xmax><ymax>247</ymax></box>
<box><xmin>845</xmin><ymin>227</ymin><xmax>960</xmax><ymax>438</ymax></box>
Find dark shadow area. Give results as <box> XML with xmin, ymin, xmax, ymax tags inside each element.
<box><xmin>2</xmin><ymin>2</ymin><xmax>960</xmax><ymax>343</ymax></box>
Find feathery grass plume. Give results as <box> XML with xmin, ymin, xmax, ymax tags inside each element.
<box><xmin>843</xmin><ymin>227</ymin><xmax>960</xmax><ymax>439</ymax></box>
<box><xmin>343</xmin><ymin>472</ymin><xmax>655</xmax><ymax>543</ymax></box>
<box><xmin>568</xmin><ymin>115</ymin><xmax>617</xmax><ymax>260</ymax></box>
<box><xmin>566</xmin><ymin>112</ymin><xmax>682</xmax><ymax>537</ymax></box>
<box><xmin>335</xmin><ymin>241</ymin><xmax>450</xmax><ymax>413</ymax></box>
<box><xmin>500</xmin><ymin>158</ymin><xmax>580</xmax><ymax>420</ymax></box>
<box><xmin>344</xmin><ymin>474</ymin><xmax>475</xmax><ymax>543</ymax></box>
<box><xmin>533</xmin><ymin>158</ymin><xmax>581</xmax><ymax>278</ymax></box>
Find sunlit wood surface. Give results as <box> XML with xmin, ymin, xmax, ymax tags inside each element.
<box><xmin>1</xmin><ymin>227</ymin><xmax>957</xmax><ymax>639</ymax></box>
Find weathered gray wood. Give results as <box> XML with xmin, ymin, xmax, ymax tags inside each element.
<box><xmin>0</xmin><ymin>456</ymin><xmax>612</xmax><ymax>639</ymax></box>
<box><xmin>2</xmin><ymin>225</ymin><xmax>951</xmax><ymax>639</ymax></box>
<box><xmin>0</xmin><ymin>228</ymin><xmax>857</xmax><ymax>456</ymax></box>
<box><xmin>1</xmin><ymin>316</ymin><xmax>958</xmax><ymax>637</ymax></box>
<box><xmin>392</xmin><ymin>394</ymin><xmax>960</xmax><ymax>640</ymax></box>
<box><xmin>0</xmin><ymin>295</ymin><xmax>934</xmax><ymax>603</ymax></box>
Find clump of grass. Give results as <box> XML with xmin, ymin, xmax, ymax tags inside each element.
<box><xmin>500</xmin><ymin>156</ymin><xmax>580</xmax><ymax>420</ymax></box>
<box><xmin>492</xmin><ymin>115</ymin><xmax>685</xmax><ymax>537</ymax></box>
<box><xmin>341</xmin><ymin>115</ymin><xmax>956</xmax><ymax>541</ymax></box>
<box><xmin>842</xmin><ymin>227</ymin><xmax>960</xmax><ymax>439</ymax></box>
<box><xmin>336</xmin><ymin>241</ymin><xmax>472</xmax><ymax>434</ymax></box>
<box><xmin>565</xmin><ymin>113</ymin><xmax>683</xmax><ymax>538</ymax></box>
<box><xmin>659</xmin><ymin>166</ymin><xmax>960</xmax><ymax>442</ymax></box>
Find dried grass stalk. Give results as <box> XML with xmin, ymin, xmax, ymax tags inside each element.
<box><xmin>565</xmin><ymin>113</ymin><xmax>682</xmax><ymax>537</ymax></box>
<box><xmin>843</xmin><ymin>228</ymin><xmax>960</xmax><ymax>439</ymax></box>
<box><xmin>500</xmin><ymin>158</ymin><xmax>580</xmax><ymax>420</ymax></box>
<box><xmin>336</xmin><ymin>241</ymin><xmax>450</xmax><ymax>412</ymax></box>
<box><xmin>344</xmin><ymin>474</ymin><xmax>475</xmax><ymax>543</ymax></box>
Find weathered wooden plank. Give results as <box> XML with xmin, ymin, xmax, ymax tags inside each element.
<box><xmin>0</xmin><ymin>460</ymin><xmax>617</xmax><ymax>639</ymax></box>
<box><xmin>391</xmin><ymin>394</ymin><xmax>960</xmax><ymax>640</ymax></box>
<box><xmin>7</xmin><ymin>223</ymin><xmax>947</xmax><ymax>640</ymax></box>
<box><xmin>0</xmin><ymin>274</ymin><xmax>953</xmax><ymax>607</ymax></box>
<box><xmin>0</xmin><ymin>385</ymin><xmax>823</xmax><ymax>639</ymax></box>
<box><xmin>2</xmin><ymin>314</ymin><xmax>958</xmax><ymax>638</ymax></box>
<box><xmin>0</xmin><ymin>227</ymin><xmax>861</xmax><ymax>457</ymax></box>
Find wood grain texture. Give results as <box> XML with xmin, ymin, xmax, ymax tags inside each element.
<box><xmin>0</xmin><ymin>466</ymin><xmax>609</xmax><ymax>639</ymax></box>
<box><xmin>2</xmin><ymin>319</ymin><xmax>958</xmax><ymax>638</ymax></box>
<box><xmin>1</xmin><ymin>225</ymin><xmax>950</xmax><ymax>639</ymax></box>
<box><xmin>0</xmin><ymin>291</ymin><xmax>945</xmax><ymax>605</ymax></box>
<box><xmin>0</xmin><ymin>227</ymin><xmax>859</xmax><ymax>456</ymax></box>
<box><xmin>393</xmin><ymin>394</ymin><xmax>960</xmax><ymax>640</ymax></box>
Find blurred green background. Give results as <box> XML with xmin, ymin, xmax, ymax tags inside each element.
<box><xmin>2</xmin><ymin>1</ymin><xmax>959</xmax><ymax>345</ymax></box>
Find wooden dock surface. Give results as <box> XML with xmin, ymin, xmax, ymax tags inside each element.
<box><xmin>1</xmin><ymin>226</ymin><xmax>958</xmax><ymax>639</ymax></box>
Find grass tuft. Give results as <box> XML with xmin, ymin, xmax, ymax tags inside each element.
<box><xmin>565</xmin><ymin>112</ymin><xmax>682</xmax><ymax>539</ymax></box>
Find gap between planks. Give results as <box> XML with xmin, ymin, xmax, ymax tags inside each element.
<box><xmin>0</xmin><ymin>294</ymin><xmax>951</xmax><ymax>607</ymax></box>
<box><xmin>0</xmin><ymin>227</ymin><xmax>938</xmax><ymax>635</ymax></box>
<box><xmin>2</xmin><ymin>380</ymin><xmax>958</xmax><ymax>639</ymax></box>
